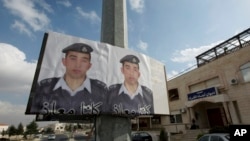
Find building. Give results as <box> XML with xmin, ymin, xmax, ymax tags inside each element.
<box><xmin>0</xmin><ymin>124</ymin><xmax>9</xmax><ymax>137</ymax></box>
<box><xmin>44</xmin><ymin>123</ymin><xmax>65</xmax><ymax>133</ymax></box>
<box><xmin>162</xmin><ymin>27</ymin><xmax>250</xmax><ymax>133</ymax></box>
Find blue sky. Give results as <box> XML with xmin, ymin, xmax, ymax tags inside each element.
<box><xmin>1</xmin><ymin>0</ymin><xmax>250</xmax><ymax>127</ymax></box>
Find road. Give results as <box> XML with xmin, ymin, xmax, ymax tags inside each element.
<box><xmin>34</xmin><ymin>133</ymin><xmax>94</xmax><ymax>141</ymax></box>
<box><xmin>34</xmin><ymin>131</ymin><xmax>159</xmax><ymax>141</ymax></box>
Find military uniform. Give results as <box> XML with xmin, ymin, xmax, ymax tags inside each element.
<box><xmin>31</xmin><ymin>77</ymin><xmax>107</xmax><ymax>115</ymax></box>
<box><xmin>107</xmin><ymin>54</ymin><xmax>154</xmax><ymax>116</ymax></box>
<box><xmin>30</xmin><ymin>43</ymin><xmax>108</xmax><ymax>115</ymax></box>
<box><xmin>107</xmin><ymin>83</ymin><xmax>154</xmax><ymax>116</ymax></box>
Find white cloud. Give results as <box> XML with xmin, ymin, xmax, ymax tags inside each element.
<box><xmin>0</xmin><ymin>100</ymin><xmax>35</xmax><ymax>127</ymax></box>
<box><xmin>57</xmin><ymin>0</ymin><xmax>72</xmax><ymax>7</ymax></box>
<box><xmin>129</xmin><ymin>0</ymin><xmax>145</xmax><ymax>14</ymax></box>
<box><xmin>11</xmin><ymin>20</ymin><xmax>32</xmax><ymax>37</ymax></box>
<box><xmin>167</xmin><ymin>41</ymin><xmax>225</xmax><ymax>80</ymax></box>
<box><xmin>34</xmin><ymin>0</ymin><xmax>54</xmax><ymax>13</ymax></box>
<box><xmin>76</xmin><ymin>6</ymin><xmax>101</xmax><ymax>24</ymax></box>
<box><xmin>0</xmin><ymin>43</ymin><xmax>36</xmax><ymax>126</ymax></box>
<box><xmin>167</xmin><ymin>70</ymin><xmax>179</xmax><ymax>80</ymax></box>
<box><xmin>0</xmin><ymin>43</ymin><xmax>36</xmax><ymax>94</ymax></box>
<box><xmin>0</xmin><ymin>100</ymin><xmax>56</xmax><ymax>127</ymax></box>
<box><xmin>3</xmin><ymin>0</ymin><xmax>50</xmax><ymax>32</ymax></box>
<box><xmin>137</xmin><ymin>40</ymin><xmax>148</xmax><ymax>51</ymax></box>
<box><xmin>171</xmin><ymin>41</ymin><xmax>223</xmax><ymax>63</ymax></box>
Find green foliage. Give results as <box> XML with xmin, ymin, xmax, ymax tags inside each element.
<box><xmin>16</xmin><ymin>123</ymin><xmax>24</xmax><ymax>135</ymax></box>
<box><xmin>65</xmin><ymin>124</ymin><xmax>71</xmax><ymax>131</ymax></box>
<box><xmin>159</xmin><ymin>128</ymin><xmax>167</xmax><ymax>141</ymax></box>
<box><xmin>77</xmin><ymin>123</ymin><xmax>82</xmax><ymax>129</ymax></box>
<box><xmin>209</xmin><ymin>126</ymin><xmax>229</xmax><ymax>133</ymax></box>
<box><xmin>8</xmin><ymin>125</ymin><xmax>17</xmax><ymax>137</ymax></box>
<box><xmin>73</xmin><ymin>125</ymin><xmax>77</xmax><ymax>131</ymax></box>
<box><xmin>1</xmin><ymin>129</ymin><xmax>6</xmax><ymax>137</ymax></box>
<box><xmin>196</xmin><ymin>133</ymin><xmax>205</xmax><ymax>140</ymax></box>
<box><xmin>25</xmin><ymin>120</ymin><xmax>38</xmax><ymax>135</ymax></box>
<box><xmin>44</xmin><ymin>127</ymin><xmax>54</xmax><ymax>134</ymax></box>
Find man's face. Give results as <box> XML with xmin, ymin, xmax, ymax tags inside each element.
<box><xmin>121</xmin><ymin>62</ymin><xmax>140</xmax><ymax>85</ymax></box>
<box><xmin>62</xmin><ymin>51</ymin><xmax>91</xmax><ymax>79</ymax></box>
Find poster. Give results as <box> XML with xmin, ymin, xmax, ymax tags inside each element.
<box><xmin>25</xmin><ymin>31</ymin><xmax>169</xmax><ymax>118</ymax></box>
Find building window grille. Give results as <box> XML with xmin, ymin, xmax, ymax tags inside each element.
<box><xmin>170</xmin><ymin>114</ymin><xmax>183</xmax><ymax>123</ymax></box>
<box><xmin>168</xmin><ymin>88</ymin><xmax>179</xmax><ymax>101</ymax></box>
<box><xmin>240</xmin><ymin>62</ymin><xmax>250</xmax><ymax>82</ymax></box>
<box><xmin>152</xmin><ymin>116</ymin><xmax>161</xmax><ymax>124</ymax></box>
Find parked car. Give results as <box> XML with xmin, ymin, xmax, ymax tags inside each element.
<box><xmin>47</xmin><ymin>134</ymin><xmax>56</xmax><ymax>140</ymax></box>
<box><xmin>132</xmin><ymin>131</ymin><xmax>152</xmax><ymax>141</ymax></box>
<box><xmin>0</xmin><ymin>138</ymin><xmax>10</xmax><ymax>141</ymax></box>
<box><xmin>35</xmin><ymin>134</ymin><xmax>42</xmax><ymax>138</ymax></box>
<box><xmin>197</xmin><ymin>133</ymin><xmax>230</xmax><ymax>141</ymax></box>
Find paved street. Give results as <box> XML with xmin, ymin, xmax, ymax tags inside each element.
<box><xmin>33</xmin><ymin>131</ymin><xmax>160</xmax><ymax>141</ymax></box>
<box><xmin>34</xmin><ymin>133</ymin><xmax>94</xmax><ymax>141</ymax></box>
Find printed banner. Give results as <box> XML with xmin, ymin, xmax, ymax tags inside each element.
<box><xmin>25</xmin><ymin>32</ymin><xmax>169</xmax><ymax>119</ymax></box>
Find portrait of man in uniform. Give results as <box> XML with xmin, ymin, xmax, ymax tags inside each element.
<box><xmin>107</xmin><ymin>54</ymin><xmax>154</xmax><ymax>116</ymax></box>
<box><xmin>30</xmin><ymin>43</ymin><xmax>107</xmax><ymax>115</ymax></box>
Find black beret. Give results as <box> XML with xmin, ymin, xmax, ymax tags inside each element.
<box><xmin>62</xmin><ymin>43</ymin><xmax>93</xmax><ymax>53</ymax></box>
<box><xmin>120</xmin><ymin>55</ymin><xmax>140</xmax><ymax>64</ymax></box>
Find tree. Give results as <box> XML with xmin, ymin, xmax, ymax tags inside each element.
<box><xmin>44</xmin><ymin>127</ymin><xmax>54</xmax><ymax>134</ymax></box>
<box><xmin>1</xmin><ymin>129</ymin><xmax>5</xmax><ymax>137</ymax></box>
<box><xmin>16</xmin><ymin>123</ymin><xmax>24</xmax><ymax>136</ymax></box>
<box><xmin>8</xmin><ymin>125</ymin><xmax>17</xmax><ymax>137</ymax></box>
<box><xmin>25</xmin><ymin>120</ymin><xmax>38</xmax><ymax>135</ymax></box>
<box><xmin>65</xmin><ymin>124</ymin><xmax>73</xmax><ymax>132</ymax></box>
<box><xmin>65</xmin><ymin>124</ymin><xmax>71</xmax><ymax>132</ymax></box>
<box><xmin>77</xmin><ymin>123</ymin><xmax>82</xmax><ymax>129</ymax></box>
<box><xmin>159</xmin><ymin>128</ymin><xmax>168</xmax><ymax>141</ymax></box>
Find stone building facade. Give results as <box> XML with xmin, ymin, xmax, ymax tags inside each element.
<box><xmin>160</xmin><ymin>28</ymin><xmax>250</xmax><ymax>133</ymax></box>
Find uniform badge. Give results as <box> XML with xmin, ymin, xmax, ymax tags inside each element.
<box><xmin>132</xmin><ymin>58</ymin><xmax>137</xmax><ymax>63</ymax></box>
<box><xmin>82</xmin><ymin>47</ymin><xmax>87</xmax><ymax>52</ymax></box>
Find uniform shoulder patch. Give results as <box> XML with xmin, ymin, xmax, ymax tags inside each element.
<box><xmin>109</xmin><ymin>84</ymin><xmax>121</xmax><ymax>90</ymax></box>
<box><xmin>91</xmin><ymin>79</ymin><xmax>107</xmax><ymax>88</ymax></box>
<box><xmin>142</xmin><ymin>85</ymin><xmax>153</xmax><ymax>94</ymax></box>
<box><xmin>39</xmin><ymin>77</ymin><xmax>59</xmax><ymax>86</ymax></box>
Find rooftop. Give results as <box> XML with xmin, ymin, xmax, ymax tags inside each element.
<box><xmin>196</xmin><ymin>27</ymin><xmax>250</xmax><ymax>67</ymax></box>
<box><xmin>168</xmin><ymin>27</ymin><xmax>250</xmax><ymax>80</ymax></box>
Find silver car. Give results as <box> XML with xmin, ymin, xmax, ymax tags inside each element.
<box><xmin>47</xmin><ymin>134</ymin><xmax>56</xmax><ymax>140</ymax></box>
<box><xmin>198</xmin><ymin>133</ymin><xmax>230</xmax><ymax>141</ymax></box>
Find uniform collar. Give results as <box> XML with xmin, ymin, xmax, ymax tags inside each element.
<box><xmin>53</xmin><ymin>76</ymin><xmax>91</xmax><ymax>96</ymax></box>
<box><xmin>118</xmin><ymin>83</ymin><xmax>143</xmax><ymax>99</ymax></box>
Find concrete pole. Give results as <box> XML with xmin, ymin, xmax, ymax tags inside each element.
<box><xmin>96</xmin><ymin>0</ymin><xmax>131</xmax><ymax>141</ymax></box>
<box><xmin>100</xmin><ymin>0</ymin><xmax>128</xmax><ymax>48</ymax></box>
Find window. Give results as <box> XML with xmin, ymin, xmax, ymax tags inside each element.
<box><xmin>210</xmin><ymin>135</ymin><xmax>225</xmax><ymax>141</ymax></box>
<box><xmin>152</xmin><ymin>116</ymin><xmax>161</xmax><ymax>124</ymax></box>
<box><xmin>210</xmin><ymin>136</ymin><xmax>219</xmax><ymax>141</ymax></box>
<box><xmin>198</xmin><ymin>136</ymin><xmax>209</xmax><ymax>141</ymax></box>
<box><xmin>240</xmin><ymin>62</ymin><xmax>250</xmax><ymax>82</ymax></box>
<box><xmin>168</xmin><ymin>88</ymin><xmax>179</xmax><ymax>101</ymax></box>
<box><xmin>170</xmin><ymin>114</ymin><xmax>182</xmax><ymax>123</ymax></box>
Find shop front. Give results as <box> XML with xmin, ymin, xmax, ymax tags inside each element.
<box><xmin>186</xmin><ymin>87</ymin><xmax>230</xmax><ymax>129</ymax></box>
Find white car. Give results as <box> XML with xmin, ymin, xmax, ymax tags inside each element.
<box><xmin>198</xmin><ymin>133</ymin><xmax>230</xmax><ymax>141</ymax></box>
<box><xmin>47</xmin><ymin>134</ymin><xmax>56</xmax><ymax>140</ymax></box>
<box><xmin>35</xmin><ymin>134</ymin><xmax>42</xmax><ymax>138</ymax></box>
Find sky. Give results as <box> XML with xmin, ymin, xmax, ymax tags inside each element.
<box><xmin>1</xmin><ymin>0</ymin><xmax>250</xmax><ymax>127</ymax></box>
